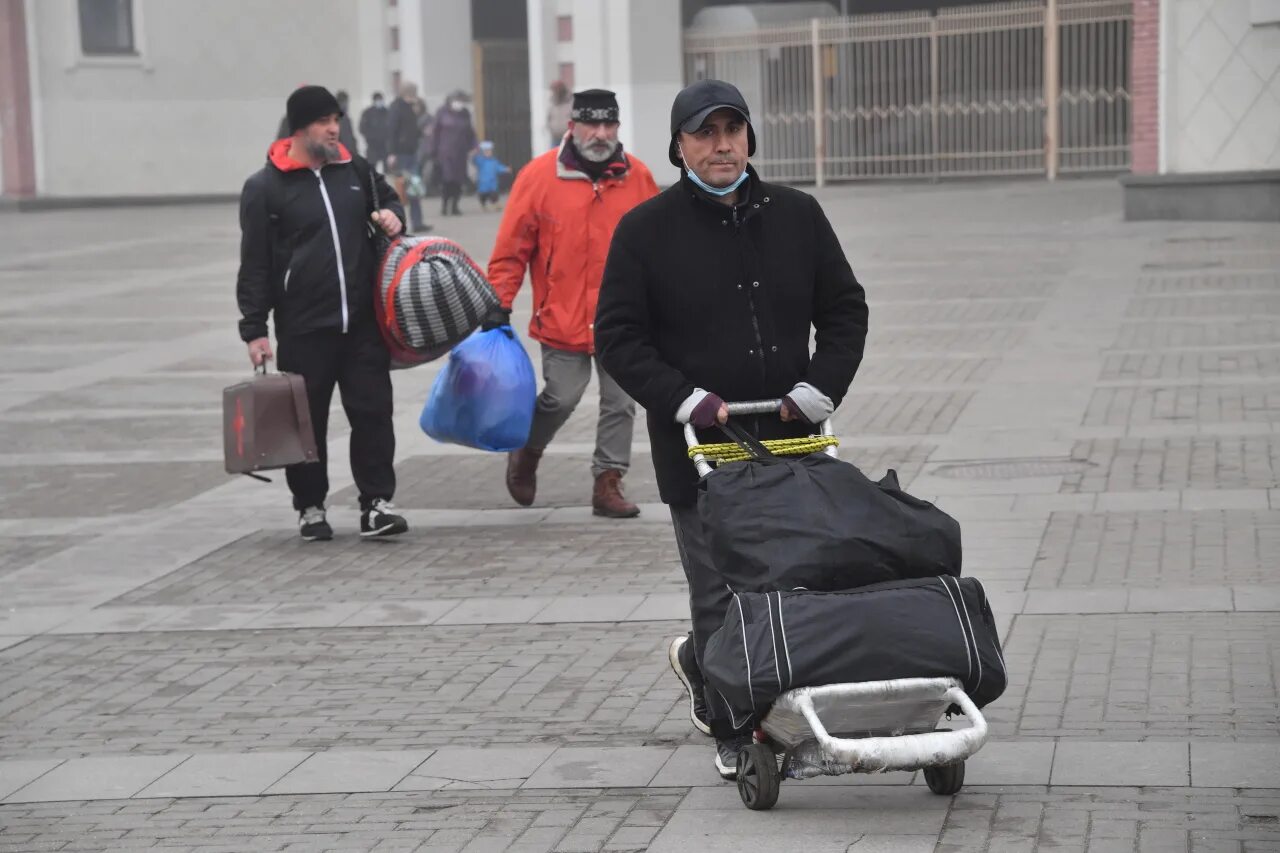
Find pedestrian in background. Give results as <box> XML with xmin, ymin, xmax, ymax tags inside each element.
<box><xmin>237</xmin><ymin>85</ymin><xmax>411</xmax><ymax>542</ymax></box>
<box><xmin>359</xmin><ymin>91</ymin><xmax>390</xmax><ymax>171</ymax></box>
<box><xmin>388</xmin><ymin>82</ymin><xmax>427</xmax><ymax>233</ymax></box>
<box><xmin>471</xmin><ymin>140</ymin><xmax>511</xmax><ymax>212</ymax></box>
<box><xmin>545</xmin><ymin>80</ymin><xmax>571</xmax><ymax>149</ymax></box>
<box><xmin>430</xmin><ymin>91</ymin><xmax>478</xmax><ymax>217</ymax></box>
<box><xmin>485</xmin><ymin>89</ymin><xmax>659</xmax><ymax>518</ymax></box>
<box><xmin>334</xmin><ymin>90</ymin><xmax>359</xmax><ymax>155</ymax></box>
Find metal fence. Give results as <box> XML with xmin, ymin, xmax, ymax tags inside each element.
<box><xmin>683</xmin><ymin>0</ymin><xmax>1131</xmax><ymax>184</ymax></box>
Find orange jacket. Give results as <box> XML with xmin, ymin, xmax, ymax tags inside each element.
<box><xmin>487</xmin><ymin>143</ymin><xmax>659</xmax><ymax>353</ymax></box>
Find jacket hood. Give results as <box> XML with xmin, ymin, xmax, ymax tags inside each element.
<box><xmin>268</xmin><ymin>138</ymin><xmax>354</xmax><ymax>172</ymax></box>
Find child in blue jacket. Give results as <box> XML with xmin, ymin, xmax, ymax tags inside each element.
<box><xmin>471</xmin><ymin>140</ymin><xmax>511</xmax><ymax>212</ymax></box>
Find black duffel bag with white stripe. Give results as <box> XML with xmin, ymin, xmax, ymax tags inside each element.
<box><xmin>701</xmin><ymin>576</ymin><xmax>1007</xmax><ymax>728</ymax></box>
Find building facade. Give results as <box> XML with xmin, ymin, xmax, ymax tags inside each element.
<box><xmin>1124</xmin><ymin>0</ymin><xmax>1280</xmax><ymax>219</ymax></box>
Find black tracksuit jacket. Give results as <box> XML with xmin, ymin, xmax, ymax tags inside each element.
<box><xmin>236</xmin><ymin>140</ymin><xmax>404</xmax><ymax>343</ymax></box>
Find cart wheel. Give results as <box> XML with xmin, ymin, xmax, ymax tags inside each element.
<box><xmin>924</xmin><ymin>761</ymin><xmax>965</xmax><ymax>795</ymax></box>
<box><xmin>736</xmin><ymin>744</ymin><xmax>780</xmax><ymax>810</ymax></box>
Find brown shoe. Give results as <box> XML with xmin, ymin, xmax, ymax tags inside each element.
<box><xmin>506</xmin><ymin>447</ymin><xmax>543</xmax><ymax>507</ymax></box>
<box><xmin>592</xmin><ymin>469</ymin><xmax>640</xmax><ymax>518</ymax></box>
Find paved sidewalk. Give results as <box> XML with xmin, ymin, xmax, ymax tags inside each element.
<box><xmin>1</xmin><ymin>180</ymin><xmax>1278</xmax><ymax>852</ymax></box>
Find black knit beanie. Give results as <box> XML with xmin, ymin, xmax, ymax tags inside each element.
<box><xmin>287</xmin><ymin>85</ymin><xmax>343</xmax><ymax>133</ymax></box>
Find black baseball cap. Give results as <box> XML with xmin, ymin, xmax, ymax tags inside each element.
<box><xmin>668</xmin><ymin>79</ymin><xmax>756</xmax><ymax>167</ymax></box>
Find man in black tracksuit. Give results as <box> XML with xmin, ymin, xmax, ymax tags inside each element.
<box><xmin>237</xmin><ymin>85</ymin><xmax>409</xmax><ymax>542</ymax></box>
<box><xmin>595</xmin><ymin>80</ymin><xmax>869</xmax><ymax>779</ymax></box>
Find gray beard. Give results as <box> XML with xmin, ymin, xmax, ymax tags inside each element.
<box><xmin>579</xmin><ymin>141</ymin><xmax>618</xmax><ymax>163</ymax></box>
<box><xmin>306</xmin><ymin>139</ymin><xmax>341</xmax><ymax>163</ymax></box>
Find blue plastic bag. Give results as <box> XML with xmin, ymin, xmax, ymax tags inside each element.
<box><xmin>420</xmin><ymin>326</ymin><xmax>536</xmax><ymax>452</ymax></box>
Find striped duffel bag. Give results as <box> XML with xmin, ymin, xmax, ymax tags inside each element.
<box><xmin>374</xmin><ymin>235</ymin><xmax>500</xmax><ymax>369</ymax></box>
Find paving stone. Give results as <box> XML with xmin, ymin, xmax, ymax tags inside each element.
<box><xmin>992</xmin><ymin>614</ymin><xmax>1280</xmax><ymax>740</ymax></box>
<box><xmin>0</xmin><ymin>789</ymin><xmax>683</xmax><ymax>851</ymax></box>
<box><xmin>0</xmin><ymin>462</ymin><xmax>227</xmax><ymax>518</ymax></box>
<box><xmin>530</xmin><ymin>596</ymin><xmax>646</xmax><ymax>624</ymax></box>
<box><xmin>114</xmin><ymin>524</ymin><xmax>690</xmax><ymax>606</ymax></box>
<box><xmin>266</xmin><ymin>750</ymin><xmax>434</xmax><ymax>795</ymax></box>
<box><xmin>137</xmin><ymin>752</ymin><xmax>310</xmax><ymax>798</ymax></box>
<box><xmin>1232</xmin><ymin>585</ymin><xmax>1280</xmax><ymax>612</ymax></box>
<box><xmin>340</xmin><ymin>600</ymin><xmax>462</xmax><ymax>627</ymax></box>
<box><xmin>0</xmin><ymin>537</ymin><xmax>83</xmax><ymax>580</ymax></box>
<box><xmin>396</xmin><ymin>747</ymin><xmax>556</xmax><ymax>791</ymax></box>
<box><xmin>1084</xmin><ymin>384</ymin><xmax>1280</xmax><ymax>427</ymax></box>
<box><xmin>0</xmin><ymin>760</ymin><xmax>62</xmax><ymax>800</ymax></box>
<box><xmin>0</xmin><ymin>624</ymin><xmax>692</xmax><ymax>757</ymax></box>
<box><xmin>1127</xmin><ymin>587</ymin><xmax>1233</xmax><ymax>613</ymax></box>
<box><xmin>962</xmin><ymin>741</ymin><xmax>1055</xmax><ymax>787</ymax></box>
<box><xmin>1063</xmin><ymin>437</ymin><xmax>1280</xmax><ymax>493</ymax></box>
<box><xmin>435</xmin><ymin>597</ymin><xmax>556</xmax><ymax>625</ymax></box>
<box><xmin>1029</xmin><ymin>510</ymin><xmax>1280</xmax><ymax>588</ymax></box>
<box><xmin>1101</xmin><ymin>347</ymin><xmax>1280</xmax><ymax>382</ymax></box>
<box><xmin>1191</xmin><ymin>743</ymin><xmax>1280</xmax><ymax>789</ymax></box>
<box><xmin>4</xmin><ymin>754</ymin><xmax>188</xmax><ymax>803</ymax></box>
<box><xmin>625</xmin><ymin>594</ymin><xmax>688</xmax><ymax>622</ymax></box>
<box><xmin>524</xmin><ymin>748</ymin><xmax>671</xmax><ymax>789</ymax></box>
<box><xmin>1051</xmin><ymin>742</ymin><xmax>1189</xmax><ymax>787</ymax></box>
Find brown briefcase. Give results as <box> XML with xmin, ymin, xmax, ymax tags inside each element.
<box><xmin>223</xmin><ymin>365</ymin><xmax>319</xmax><ymax>479</ymax></box>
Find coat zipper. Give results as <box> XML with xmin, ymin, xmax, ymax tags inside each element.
<box><xmin>314</xmin><ymin>168</ymin><xmax>350</xmax><ymax>333</ymax></box>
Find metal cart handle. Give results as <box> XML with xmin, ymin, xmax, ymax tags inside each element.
<box><xmin>683</xmin><ymin>398</ymin><xmax>836</xmax><ymax>477</ymax></box>
<box><xmin>788</xmin><ymin>679</ymin><xmax>988</xmax><ymax>776</ymax></box>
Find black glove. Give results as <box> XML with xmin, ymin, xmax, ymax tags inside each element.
<box><xmin>481</xmin><ymin>306</ymin><xmax>511</xmax><ymax>331</ymax></box>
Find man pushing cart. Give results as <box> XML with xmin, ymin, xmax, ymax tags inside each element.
<box><xmin>595</xmin><ymin>79</ymin><xmax>871</xmax><ymax>779</ymax></box>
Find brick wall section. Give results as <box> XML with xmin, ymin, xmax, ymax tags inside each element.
<box><xmin>1131</xmin><ymin>0</ymin><xmax>1161</xmax><ymax>174</ymax></box>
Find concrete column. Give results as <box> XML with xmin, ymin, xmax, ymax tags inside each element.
<box><xmin>355</xmin><ymin>3</ymin><xmax>391</xmax><ymax>110</ymax></box>
<box><xmin>399</xmin><ymin>0</ymin><xmax>425</xmax><ymax>99</ymax></box>
<box><xmin>0</xmin><ymin>0</ymin><xmax>37</xmax><ymax>197</ymax></box>
<box><xmin>418</xmin><ymin>0</ymin><xmax>474</xmax><ymax>110</ymax></box>
<box><xmin>1129</xmin><ymin>0</ymin><xmax>1161</xmax><ymax>175</ymax></box>
<box><xmin>526</xmin><ymin>0</ymin><xmax>556</xmax><ymax>154</ymax></box>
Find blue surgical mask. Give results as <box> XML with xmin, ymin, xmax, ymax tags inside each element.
<box><xmin>685</xmin><ymin>165</ymin><xmax>748</xmax><ymax>197</ymax></box>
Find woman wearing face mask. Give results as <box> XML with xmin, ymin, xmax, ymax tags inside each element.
<box><xmin>430</xmin><ymin>91</ymin><xmax>478</xmax><ymax>216</ymax></box>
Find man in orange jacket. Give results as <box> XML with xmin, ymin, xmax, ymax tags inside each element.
<box><xmin>485</xmin><ymin>89</ymin><xmax>659</xmax><ymax>517</ymax></box>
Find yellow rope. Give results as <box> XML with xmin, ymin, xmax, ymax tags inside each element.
<box><xmin>688</xmin><ymin>435</ymin><xmax>840</xmax><ymax>463</ymax></box>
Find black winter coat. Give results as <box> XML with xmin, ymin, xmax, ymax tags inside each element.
<box><xmin>388</xmin><ymin>97</ymin><xmax>421</xmax><ymax>155</ymax></box>
<box><xmin>595</xmin><ymin>167</ymin><xmax>869</xmax><ymax>505</ymax></box>
<box><xmin>236</xmin><ymin>141</ymin><xmax>404</xmax><ymax>343</ymax></box>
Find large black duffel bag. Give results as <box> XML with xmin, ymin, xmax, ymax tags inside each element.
<box><xmin>702</xmin><ymin>576</ymin><xmax>1007</xmax><ymax>727</ymax></box>
<box><xmin>697</xmin><ymin>424</ymin><xmax>962</xmax><ymax>593</ymax></box>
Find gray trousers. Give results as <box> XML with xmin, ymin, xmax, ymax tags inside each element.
<box><xmin>670</xmin><ymin>503</ymin><xmax>750</xmax><ymax>737</ymax></box>
<box><xmin>526</xmin><ymin>345</ymin><xmax>635</xmax><ymax>476</ymax></box>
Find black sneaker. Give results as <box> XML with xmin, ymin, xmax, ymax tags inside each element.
<box><xmin>299</xmin><ymin>506</ymin><xmax>333</xmax><ymax>541</ymax></box>
<box><xmin>361</xmin><ymin>498</ymin><xmax>408</xmax><ymax>538</ymax></box>
<box><xmin>668</xmin><ymin>636</ymin><xmax>711</xmax><ymax>736</ymax></box>
<box><xmin>715</xmin><ymin>734</ymin><xmax>754</xmax><ymax>780</ymax></box>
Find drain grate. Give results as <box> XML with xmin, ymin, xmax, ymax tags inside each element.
<box><xmin>930</xmin><ymin>458</ymin><xmax>1095</xmax><ymax>480</ymax></box>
